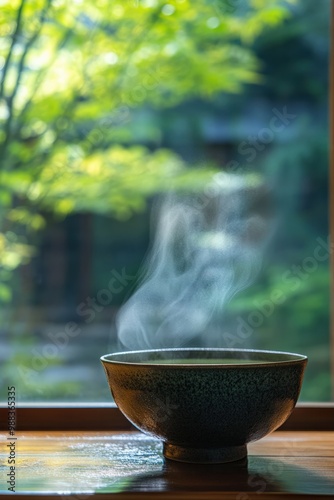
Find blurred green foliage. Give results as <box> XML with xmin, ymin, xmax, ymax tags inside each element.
<box><xmin>0</xmin><ymin>0</ymin><xmax>331</xmax><ymax>402</ymax></box>
<box><xmin>0</xmin><ymin>0</ymin><xmax>295</xmax><ymax>298</ymax></box>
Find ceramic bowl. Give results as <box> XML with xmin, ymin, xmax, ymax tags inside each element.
<box><xmin>101</xmin><ymin>348</ymin><xmax>307</xmax><ymax>464</ymax></box>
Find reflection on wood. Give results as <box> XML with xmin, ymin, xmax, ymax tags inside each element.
<box><xmin>0</xmin><ymin>431</ymin><xmax>333</xmax><ymax>497</ymax></box>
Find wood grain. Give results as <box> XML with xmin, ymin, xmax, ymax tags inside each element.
<box><xmin>1</xmin><ymin>430</ymin><xmax>334</xmax><ymax>497</ymax></box>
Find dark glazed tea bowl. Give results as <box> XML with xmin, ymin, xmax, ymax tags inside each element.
<box><xmin>101</xmin><ymin>348</ymin><xmax>307</xmax><ymax>464</ymax></box>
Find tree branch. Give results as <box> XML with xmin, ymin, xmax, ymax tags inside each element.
<box><xmin>107</xmin><ymin>6</ymin><xmax>162</xmax><ymax>98</ymax></box>
<box><xmin>15</xmin><ymin>27</ymin><xmax>73</xmax><ymax>136</ymax></box>
<box><xmin>0</xmin><ymin>0</ymin><xmax>26</xmax><ymax>101</ymax></box>
<box><xmin>0</xmin><ymin>0</ymin><xmax>52</xmax><ymax>164</ymax></box>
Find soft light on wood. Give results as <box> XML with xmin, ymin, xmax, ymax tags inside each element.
<box><xmin>1</xmin><ymin>430</ymin><xmax>334</xmax><ymax>497</ymax></box>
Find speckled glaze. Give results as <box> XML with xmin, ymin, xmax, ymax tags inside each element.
<box><xmin>101</xmin><ymin>348</ymin><xmax>307</xmax><ymax>464</ymax></box>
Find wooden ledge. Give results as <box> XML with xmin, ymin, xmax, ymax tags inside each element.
<box><xmin>0</xmin><ymin>403</ymin><xmax>333</xmax><ymax>431</ymax></box>
<box><xmin>0</xmin><ymin>430</ymin><xmax>333</xmax><ymax>497</ymax></box>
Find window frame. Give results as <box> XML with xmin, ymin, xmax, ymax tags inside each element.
<box><xmin>330</xmin><ymin>0</ymin><xmax>334</xmax><ymax>401</ymax></box>
<box><xmin>1</xmin><ymin>1</ymin><xmax>333</xmax><ymax>433</ymax></box>
<box><xmin>0</xmin><ymin>403</ymin><xmax>333</xmax><ymax>432</ymax></box>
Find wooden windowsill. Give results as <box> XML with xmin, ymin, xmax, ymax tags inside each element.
<box><xmin>1</xmin><ymin>405</ymin><xmax>334</xmax><ymax>497</ymax></box>
<box><xmin>1</xmin><ymin>403</ymin><xmax>333</xmax><ymax>431</ymax></box>
<box><xmin>1</xmin><ymin>429</ymin><xmax>333</xmax><ymax>498</ymax></box>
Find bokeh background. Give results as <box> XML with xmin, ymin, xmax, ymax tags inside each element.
<box><xmin>0</xmin><ymin>0</ymin><xmax>331</xmax><ymax>401</ymax></box>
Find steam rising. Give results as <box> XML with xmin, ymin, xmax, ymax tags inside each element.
<box><xmin>117</xmin><ymin>173</ymin><xmax>270</xmax><ymax>350</ymax></box>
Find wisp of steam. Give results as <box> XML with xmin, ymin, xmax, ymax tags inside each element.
<box><xmin>117</xmin><ymin>173</ymin><xmax>271</xmax><ymax>350</ymax></box>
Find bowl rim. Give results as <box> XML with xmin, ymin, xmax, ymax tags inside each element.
<box><xmin>100</xmin><ymin>348</ymin><xmax>308</xmax><ymax>368</ymax></box>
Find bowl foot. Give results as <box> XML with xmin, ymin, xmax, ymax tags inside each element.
<box><xmin>163</xmin><ymin>442</ymin><xmax>247</xmax><ymax>464</ymax></box>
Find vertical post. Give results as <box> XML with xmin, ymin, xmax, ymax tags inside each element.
<box><xmin>330</xmin><ymin>0</ymin><xmax>334</xmax><ymax>400</ymax></box>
